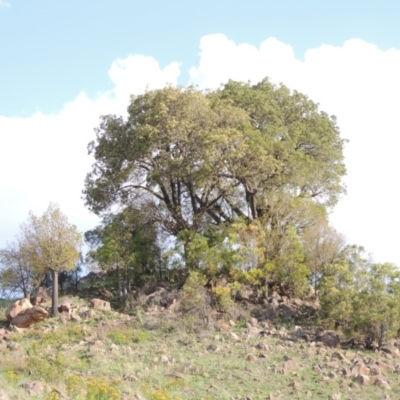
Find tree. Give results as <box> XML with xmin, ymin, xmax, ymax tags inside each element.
<box><xmin>85</xmin><ymin>206</ymin><xmax>161</xmax><ymax>296</ymax></box>
<box><xmin>84</xmin><ymin>80</ymin><xmax>346</xmax><ymax>275</ymax></box>
<box><xmin>302</xmin><ymin>216</ymin><xmax>346</xmax><ymax>296</ymax></box>
<box><xmin>0</xmin><ymin>240</ymin><xmax>36</xmax><ymax>298</ymax></box>
<box><xmin>20</xmin><ymin>203</ymin><xmax>82</xmax><ymax>315</ymax></box>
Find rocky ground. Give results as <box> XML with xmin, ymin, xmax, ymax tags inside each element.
<box><xmin>0</xmin><ymin>289</ymin><xmax>399</xmax><ymax>400</ymax></box>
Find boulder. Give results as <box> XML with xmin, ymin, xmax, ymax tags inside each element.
<box><xmin>90</xmin><ymin>298</ymin><xmax>111</xmax><ymax>311</ymax></box>
<box><xmin>30</xmin><ymin>296</ymin><xmax>46</xmax><ymax>306</ymax></box>
<box><xmin>80</xmin><ymin>309</ymin><xmax>96</xmax><ymax>319</ymax></box>
<box><xmin>316</xmin><ymin>330</ymin><xmax>341</xmax><ymax>348</ymax></box>
<box><xmin>30</xmin><ymin>286</ymin><xmax>51</xmax><ymax>304</ymax></box>
<box><xmin>58</xmin><ymin>300</ymin><xmax>72</xmax><ymax>314</ymax></box>
<box><xmin>5</xmin><ymin>298</ymin><xmax>32</xmax><ymax>322</ymax></box>
<box><xmin>10</xmin><ymin>306</ymin><xmax>48</xmax><ymax>328</ymax></box>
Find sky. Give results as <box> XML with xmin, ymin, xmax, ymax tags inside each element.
<box><xmin>1</xmin><ymin>0</ymin><xmax>400</xmax><ymax>265</ymax></box>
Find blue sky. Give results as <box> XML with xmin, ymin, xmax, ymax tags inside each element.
<box><xmin>1</xmin><ymin>1</ymin><xmax>400</xmax><ymax>265</ymax></box>
<box><xmin>2</xmin><ymin>0</ymin><xmax>399</xmax><ymax>116</ymax></box>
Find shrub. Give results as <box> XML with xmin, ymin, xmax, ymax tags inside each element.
<box><xmin>180</xmin><ymin>271</ymin><xmax>208</xmax><ymax>313</ymax></box>
<box><xmin>211</xmin><ymin>285</ymin><xmax>233</xmax><ymax>312</ymax></box>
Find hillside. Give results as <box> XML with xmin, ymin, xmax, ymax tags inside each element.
<box><xmin>0</xmin><ymin>287</ymin><xmax>398</xmax><ymax>400</ymax></box>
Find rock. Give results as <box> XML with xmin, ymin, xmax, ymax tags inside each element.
<box><xmin>245</xmin><ymin>353</ymin><xmax>257</xmax><ymax>362</ymax></box>
<box><xmin>0</xmin><ymin>390</ymin><xmax>10</xmax><ymax>400</ymax></box>
<box><xmin>30</xmin><ymin>286</ymin><xmax>51</xmax><ymax>302</ymax></box>
<box><xmin>20</xmin><ymin>380</ymin><xmax>46</xmax><ymax>395</ymax></box>
<box><xmin>217</xmin><ymin>320</ymin><xmax>230</xmax><ymax>331</ymax></box>
<box><xmin>58</xmin><ymin>300</ymin><xmax>72</xmax><ymax>314</ymax></box>
<box><xmin>329</xmin><ymin>393</ymin><xmax>341</xmax><ymax>400</ymax></box>
<box><xmin>316</xmin><ymin>330</ymin><xmax>340</xmax><ymax>348</ymax></box>
<box><xmin>80</xmin><ymin>309</ymin><xmax>96</xmax><ymax>319</ymax></box>
<box><xmin>10</xmin><ymin>306</ymin><xmax>48</xmax><ymax>328</ymax></box>
<box><xmin>352</xmin><ymin>362</ymin><xmax>370</xmax><ymax>376</ymax></box>
<box><xmin>283</xmin><ymin>359</ymin><xmax>298</xmax><ymax>370</ymax></box>
<box><xmin>90</xmin><ymin>298</ymin><xmax>111</xmax><ymax>311</ymax></box>
<box><xmin>70</xmin><ymin>313</ymin><xmax>82</xmax><ymax>323</ymax></box>
<box><xmin>249</xmin><ymin>317</ymin><xmax>258</xmax><ymax>326</ymax></box>
<box><xmin>123</xmin><ymin>373</ymin><xmax>138</xmax><ymax>382</ymax></box>
<box><xmin>381</xmin><ymin>345</ymin><xmax>399</xmax><ymax>358</ymax></box>
<box><xmin>5</xmin><ymin>298</ymin><xmax>32</xmax><ymax>322</ymax></box>
<box><xmin>6</xmin><ymin>342</ymin><xmax>20</xmax><ymax>351</ymax></box>
<box><xmin>9</xmin><ymin>324</ymin><xmax>25</xmax><ymax>333</ymax></box>
<box><xmin>356</xmin><ymin>374</ymin><xmax>370</xmax><ymax>385</ymax></box>
<box><xmin>289</xmin><ymin>381</ymin><xmax>301</xmax><ymax>390</ymax></box>
<box><xmin>374</xmin><ymin>377</ymin><xmax>391</xmax><ymax>390</ymax></box>
<box><xmin>59</xmin><ymin>313</ymin><xmax>69</xmax><ymax>324</ymax></box>
<box><xmin>206</xmin><ymin>344</ymin><xmax>219</xmax><ymax>352</ymax></box>
<box><xmin>30</xmin><ymin>296</ymin><xmax>46</xmax><ymax>305</ymax></box>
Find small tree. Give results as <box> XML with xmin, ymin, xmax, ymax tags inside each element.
<box><xmin>0</xmin><ymin>240</ymin><xmax>36</xmax><ymax>298</ymax></box>
<box><xmin>20</xmin><ymin>203</ymin><xmax>82</xmax><ymax>315</ymax></box>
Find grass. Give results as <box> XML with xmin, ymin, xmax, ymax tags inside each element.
<box><xmin>0</xmin><ymin>297</ymin><xmax>399</xmax><ymax>399</ymax></box>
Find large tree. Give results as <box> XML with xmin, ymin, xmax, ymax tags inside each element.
<box><xmin>20</xmin><ymin>203</ymin><xmax>82</xmax><ymax>315</ymax></box>
<box><xmin>84</xmin><ymin>80</ymin><xmax>346</xmax><ymax>271</ymax></box>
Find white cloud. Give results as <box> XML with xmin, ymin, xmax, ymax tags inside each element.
<box><xmin>190</xmin><ymin>34</ymin><xmax>400</xmax><ymax>265</ymax></box>
<box><xmin>0</xmin><ymin>57</ymin><xmax>181</xmax><ymax>247</ymax></box>
<box><xmin>0</xmin><ymin>0</ymin><xmax>10</xmax><ymax>8</ymax></box>
<box><xmin>1</xmin><ymin>34</ymin><xmax>400</xmax><ymax>266</ymax></box>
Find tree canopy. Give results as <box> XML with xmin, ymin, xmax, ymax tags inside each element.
<box><xmin>84</xmin><ymin>79</ymin><xmax>346</xmax><ymax>278</ymax></box>
<box><xmin>8</xmin><ymin>203</ymin><xmax>83</xmax><ymax>315</ymax></box>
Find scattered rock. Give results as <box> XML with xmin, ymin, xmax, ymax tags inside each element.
<box><xmin>59</xmin><ymin>313</ymin><xmax>69</xmax><ymax>324</ymax></box>
<box><xmin>6</xmin><ymin>342</ymin><xmax>20</xmax><ymax>351</ymax></box>
<box><xmin>20</xmin><ymin>380</ymin><xmax>46</xmax><ymax>395</ymax></box>
<box><xmin>5</xmin><ymin>298</ymin><xmax>32</xmax><ymax>322</ymax></box>
<box><xmin>374</xmin><ymin>377</ymin><xmax>391</xmax><ymax>390</ymax></box>
<box><xmin>316</xmin><ymin>331</ymin><xmax>340</xmax><ymax>348</ymax></box>
<box><xmin>10</xmin><ymin>306</ymin><xmax>48</xmax><ymax>328</ymax></box>
<box><xmin>283</xmin><ymin>358</ymin><xmax>298</xmax><ymax>370</ymax></box>
<box><xmin>70</xmin><ymin>313</ymin><xmax>82</xmax><ymax>323</ymax></box>
<box><xmin>356</xmin><ymin>374</ymin><xmax>370</xmax><ymax>385</ymax></box>
<box><xmin>289</xmin><ymin>381</ymin><xmax>301</xmax><ymax>390</ymax></box>
<box><xmin>245</xmin><ymin>353</ymin><xmax>257</xmax><ymax>362</ymax></box>
<box><xmin>381</xmin><ymin>345</ymin><xmax>399</xmax><ymax>358</ymax></box>
<box><xmin>80</xmin><ymin>309</ymin><xmax>96</xmax><ymax>319</ymax></box>
<box><xmin>90</xmin><ymin>298</ymin><xmax>111</xmax><ymax>311</ymax></box>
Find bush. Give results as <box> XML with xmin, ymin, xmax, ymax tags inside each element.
<box><xmin>180</xmin><ymin>271</ymin><xmax>208</xmax><ymax>313</ymax></box>
<box><xmin>211</xmin><ymin>285</ymin><xmax>233</xmax><ymax>312</ymax></box>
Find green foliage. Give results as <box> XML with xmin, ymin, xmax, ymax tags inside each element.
<box><xmin>26</xmin><ymin>352</ymin><xmax>67</xmax><ymax>382</ymax></box>
<box><xmin>318</xmin><ymin>245</ymin><xmax>400</xmax><ymax>345</ymax></box>
<box><xmin>351</xmin><ymin>262</ymin><xmax>400</xmax><ymax>346</ymax></box>
<box><xmin>0</xmin><ymin>241</ymin><xmax>38</xmax><ymax>298</ymax></box>
<box><xmin>85</xmin><ymin>206</ymin><xmax>162</xmax><ymax>293</ymax></box>
<box><xmin>211</xmin><ymin>285</ymin><xmax>233</xmax><ymax>312</ymax></box>
<box><xmin>66</xmin><ymin>375</ymin><xmax>121</xmax><ymax>400</ymax></box>
<box><xmin>265</xmin><ymin>226</ymin><xmax>310</xmax><ymax>296</ymax></box>
<box><xmin>180</xmin><ymin>271</ymin><xmax>207</xmax><ymax>313</ymax></box>
<box><xmin>21</xmin><ymin>203</ymin><xmax>82</xmax><ymax>275</ymax></box>
<box><xmin>84</xmin><ymin>81</ymin><xmax>346</xmax><ymax>284</ymax></box>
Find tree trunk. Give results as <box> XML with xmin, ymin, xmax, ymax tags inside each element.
<box><xmin>51</xmin><ymin>270</ymin><xmax>59</xmax><ymax>316</ymax></box>
<box><xmin>117</xmin><ymin>265</ymin><xmax>122</xmax><ymax>299</ymax></box>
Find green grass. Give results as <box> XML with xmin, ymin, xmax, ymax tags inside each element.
<box><xmin>0</xmin><ymin>297</ymin><xmax>399</xmax><ymax>399</ymax></box>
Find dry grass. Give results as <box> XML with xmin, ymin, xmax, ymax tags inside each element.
<box><xmin>0</xmin><ymin>297</ymin><xmax>399</xmax><ymax>399</ymax></box>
